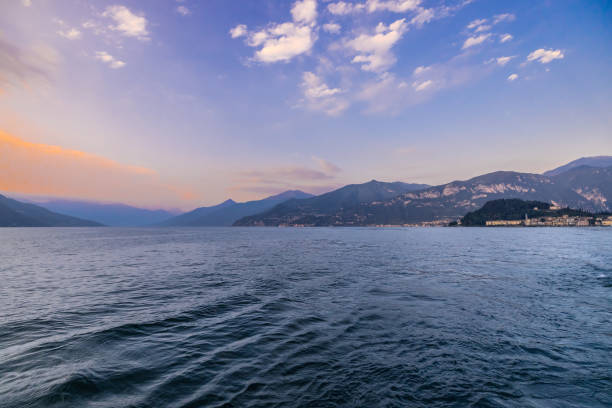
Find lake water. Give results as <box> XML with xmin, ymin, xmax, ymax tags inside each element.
<box><xmin>0</xmin><ymin>227</ymin><xmax>610</xmax><ymax>407</ymax></box>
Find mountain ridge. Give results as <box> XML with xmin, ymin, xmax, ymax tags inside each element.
<box><xmin>234</xmin><ymin>166</ymin><xmax>612</xmax><ymax>226</ymax></box>
<box><xmin>30</xmin><ymin>199</ymin><xmax>177</xmax><ymax>226</ymax></box>
<box><xmin>159</xmin><ymin>190</ymin><xmax>314</xmax><ymax>227</ymax></box>
<box><xmin>0</xmin><ymin>194</ymin><xmax>102</xmax><ymax>227</ymax></box>
<box><xmin>543</xmin><ymin>156</ymin><xmax>612</xmax><ymax>176</ymax></box>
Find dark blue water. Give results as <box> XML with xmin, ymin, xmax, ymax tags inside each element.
<box><xmin>0</xmin><ymin>227</ymin><xmax>610</xmax><ymax>408</ymax></box>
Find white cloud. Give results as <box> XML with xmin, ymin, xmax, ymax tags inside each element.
<box><xmin>328</xmin><ymin>0</ymin><xmax>421</xmax><ymax>15</ymax></box>
<box><xmin>412</xmin><ymin>79</ymin><xmax>433</xmax><ymax>91</ymax></box>
<box><xmin>250</xmin><ymin>23</ymin><xmax>316</xmax><ymax>63</ymax></box>
<box><xmin>230</xmin><ymin>24</ymin><xmax>247</xmax><ymax>38</ymax></box>
<box><xmin>493</xmin><ymin>13</ymin><xmax>515</xmax><ymax>24</ymax></box>
<box><xmin>467</xmin><ymin>18</ymin><xmax>487</xmax><ymax>29</ymax></box>
<box><xmin>500</xmin><ymin>33</ymin><xmax>513</xmax><ymax>43</ymax></box>
<box><xmin>327</xmin><ymin>1</ymin><xmax>365</xmax><ymax>15</ymax></box>
<box><xmin>356</xmin><ymin>53</ymin><xmax>495</xmax><ymax>114</ymax></box>
<box><xmin>302</xmin><ymin>72</ymin><xmax>341</xmax><ymax>98</ymax></box>
<box><xmin>301</xmin><ymin>71</ymin><xmax>348</xmax><ymax>115</ymax></box>
<box><xmin>232</xmin><ymin>0</ymin><xmax>317</xmax><ymax>63</ymax></box>
<box><xmin>347</xmin><ymin>18</ymin><xmax>408</xmax><ymax>72</ymax></box>
<box><xmin>176</xmin><ymin>6</ymin><xmax>190</xmax><ymax>16</ymax></box>
<box><xmin>21</xmin><ymin>0</ymin><xmax>32</xmax><ymax>6</ymax></box>
<box><xmin>495</xmin><ymin>56</ymin><xmax>514</xmax><ymax>66</ymax></box>
<box><xmin>462</xmin><ymin>33</ymin><xmax>490</xmax><ymax>49</ymax></box>
<box><xmin>367</xmin><ymin>0</ymin><xmax>421</xmax><ymax>13</ymax></box>
<box><xmin>413</xmin><ymin>65</ymin><xmax>430</xmax><ymax>75</ymax></box>
<box><xmin>291</xmin><ymin>0</ymin><xmax>317</xmax><ymax>25</ymax></box>
<box><xmin>95</xmin><ymin>51</ymin><xmax>126</xmax><ymax>69</ymax></box>
<box><xmin>527</xmin><ymin>48</ymin><xmax>564</xmax><ymax>64</ymax></box>
<box><xmin>507</xmin><ymin>73</ymin><xmax>518</xmax><ymax>81</ymax></box>
<box><xmin>102</xmin><ymin>5</ymin><xmax>149</xmax><ymax>40</ymax></box>
<box><xmin>57</xmin><ymin>28</ymin><xmax>81</xmax><ymax>40</ymax></box>
<box><xmin>410</xmin><ymin>7</ymin><xmax>435</xmax><ymax>26</ymax></box>
<box><xmin>474</xmin><ymin>24</ymin><xmax>491</xmax><ymax>33</ymax></box>
<box><xmin>323</xmin><ymin>23</ymin><xmax>341</xmax><ymax>34</ymax></box>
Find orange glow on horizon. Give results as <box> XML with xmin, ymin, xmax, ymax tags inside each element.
<box><xmin>0</xmin><ymin>130</ymin><xmax>197</xmax><ymax>209</ymax></box>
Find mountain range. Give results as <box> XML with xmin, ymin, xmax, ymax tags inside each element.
<box><xmin>235</xmin><ymin>161</ymin><xmax>612</xmax><ymax>226</ymax></box>
<box><xmin>26</xmin><ymin>199</ymin><xmax>178</xmax><ymax>227</ymax></box>
<box><xmin>0</xmin><ymin>194</ymin><xmax>102</xmax><ymax>227</ymax></box>
<box><xmin>158</xmin><ymin>190</ymin><xmax>315</xmax><ymax>226</ymax></box>
<box><xmin>1</xmin><ymin>156</ymin><xmax>611</xmax><ymax>227</ymax></box>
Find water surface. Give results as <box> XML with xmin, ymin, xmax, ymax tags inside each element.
<box><xmin>0</xmin><ymin>227</ymin><xmax>610</xmax><ymax>407</ymax></box>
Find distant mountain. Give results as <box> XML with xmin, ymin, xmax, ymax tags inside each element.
<box><xmin>33</xmin><ymin>200</ymin><xmax>177</xmax><ymax>226</ymax></box>
<box><xmin>160</xmin><ymin>190</ymin><xmax>314</xmax><ymax>226</ymax></box>
<box><xmin>234</xmin><ymin>180</ymin><xmax>431</xmax><ymax>226</ymax></box>
<box><xmin>544</xmin><ymin>156</ymin><xmax>612</xmax><ymax>176</ymax></box>
<box><xmin>235</xmin><ymin>166</ymin><xmax>612</xmax><ymax>226</ymax></box>
<box><xmin>158</xmin><ymin>199</ymin><xmax>237</xmax><ymax>226</ymax></box>
<box><xmin>0</xmin><ymin>194</ymin><xmax>102</xmax><ymax>227</ymax></box>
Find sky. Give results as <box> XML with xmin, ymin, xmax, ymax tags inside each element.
<box><xmin>0</xmin><ymin>0</ymin><xmax>611</xmax><ymax>210</ymax></box>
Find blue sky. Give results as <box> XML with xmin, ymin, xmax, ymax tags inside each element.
<box><xmin>0</xmin><ymin>0</ymin><xmax>611</xmax><ymax>209</ymax></box>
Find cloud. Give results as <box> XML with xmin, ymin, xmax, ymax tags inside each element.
<box><xmin>507</xmin><ymin>73</ymin><xmax>518</xmax><ymax>81</ymax></box>
<box><xmin>300</xmin><ymin>71</ymin><xmax>348</xmax><ymax>115</ymax></box>
<box><xmin>494</xmin><ymin>56</ymin><xmax>514</xmax><ymax>66</ymax></box>
<box><xmin>291</xmin><ymin>0</ymin><xmax>317</xmax><ymax>24</ymax></box>
<box><xmin>462</xmin><ymin>33</ymin><xmax>490</xmax><ymax>49</ymax></box>
<box><xmin>0</xmin><ymin>36</ymin><xmax>59</xmax><ymax>93</ymax></box>
<box><xmin>230</xmin><ymin>157</ymin><xmax>341</xmax><ymax>197</ymax></box>
<box><xmin>493</xmin><ymin>13</ymin><xmax>515</xmax><ymax>24</ymax></box>
<box><xmin>357</xmin><ymin>54</ymin><xmax>494</xmax><ymax>114</ymax></box>
<box><xmin>327</xmin><ymin>0</ymin><xmax>424</xmax><ymax>15</ymax></box>
<box><xmin>467</xmin><ymin>18</ymin><xmax>487</xmax><ymax>29</ymax></box>
<box><xmin>313</xmin><ymin>157</ymin><xmax>342</xmax><ymax>174</ymax></box>
<box><xmin>410</xmin><ymin>7</ymin><xmax>435</xmax><ymax>26</ymax></box>
<box><xmin>527</xmin><ymin>48</ymin><xmax>564</xmax><ymax>64</ymax></box>
<box><xmin>474</xmin><ymin>24</ymin><xmax>491</xmax><ymax>33</ymax></box>
<box><xmin>232</xmin><ymin>0</ymin><xmax>317</xmax><ymax>63</ymax></box>
<box><xmin>0</xmin><ymin>131</ymin><xmax>194</xmax><ymax>209</ymax></box>
<box><xmin>230</xmin><ymin>24</ymin><xmax>247</xmax><ymax>38</ymax></box>
<box><xmin>413</xmin><ymin>65</ymin><xmax>430</xmax><ymax>75</ymax></box>
<box><xmin>500</xmin><ymin>33</ymin><xmax>513</xmax><ymax>43</ymax></box>
<box><xmin>252</xmin><ymin>24</ymin><xmax>316</xmax><ymax>63</ymax></box>
<box><xmin>327</xmin><ymin>1</ymin><xmax>365</xmax><ymax>15</ymax></box>
<box><xmin>323</xmin><ymin>23</ymin><xmax>341</xmax><ymax>34</ymax></box>
<box><xmin>95</xmin><ymin>51</ymin><xmax>125</xmax><ymax>69</ymax></box>
<box><xmin>21</xmin><ymin>0</ymin><xmax>32</xmax><ymax>7</ymax></box>
<box><xmin>102</xmin><ymin>5</ymin><xmax>149</xmax><ymax>40</ymax></box>
<box><xmin>412</xmin><ymin>79</ymin><xmax>433</xmax><ymax>91</ymax></box>
<box><xmin>347</xmin><ymin>18</ymin><xmax>408</xmax><ymax>72</ymax></box>
<box><xmin>176</xmin><ymin>6</ymin><xmax>190</xmax><ymax>16</ymax></box>
<box><xmin>57</xmin><ymin>28</ymin><xmax>81</xmax><ymax>40</ymax></box>
<box><xmin>366</xmin><ymin>0</ymin><xmax>421</xmax><ymax>13</ymax></box>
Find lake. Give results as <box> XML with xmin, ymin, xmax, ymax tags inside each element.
<box><xmin>0</xmin><ymin>227</ymin><xmax>610</xmax><ymax>407</ymax></box>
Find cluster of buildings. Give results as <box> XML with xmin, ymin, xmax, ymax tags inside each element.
<box><xmin>485</xmin><ymin>214</ymin><xmax>612</xmax><ymax>227</ymax></box>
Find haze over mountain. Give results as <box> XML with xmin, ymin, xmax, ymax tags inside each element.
<box><xmin>0</xmin><ymin>194</ymin><xmax>102</xmax><ymax>227</ymax></box>
<box><xmin>30</xmin><ymin>200</ymin><xmax>177</xmax><ymax>227</ymax></box>
<box><xmin>160</xmin><ymin>190</ymin><xmax>314</xmax><ymax>227</ymax></box>
<box><xmin>235</xmin><ymin>165</ymin><xmax>612</xmax><ymax>226</ymax></box>
<box><xmin>543</xmin><ymin>156</ymin><xmax>612</xmax><ymax>176</ymax></box>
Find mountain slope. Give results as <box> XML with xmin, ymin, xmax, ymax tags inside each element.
<box><xmin>544</xmin><ymin>156</ymin><xmax>612</xmax><ymax>176</ymax></box>
<box><xmin>235</xmin><ymin>167</ymin><xmax>612</xmax><ymax>226</ymax></box>
<box><xmin>0</xmin><ymin>195</ymin><xmax>102</xmax><ymax>227</ymax></box>
<box><xmin>158</xmin><ymin>199</ymin><xmax>237</xmax><ymax>226</ymax></box>
<box><xmin>160</xmin><ymin>190</ymin><xmax>314</xmax><ymax>226</ymax></box>
<box><xmin>34</xmin><ymin>200</ymin><xmax>176</xmax><ymax>226</ymax></box>
<box><xmin>234</xmin><ymin>180</ymin><xmax>431</xmax><ymax>226</ymax></box>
